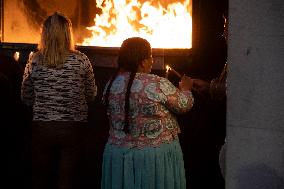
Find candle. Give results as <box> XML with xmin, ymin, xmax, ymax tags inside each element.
<box><xmin>166</xmin><ymin>65</ymin><xmax>182</xmax><ymax>78</ymax></box>
<box><xmin>165</xmin><ymin>65</ymin><xmax>170</xmax><ymax>78</ymax></box>
<box><xmin>13</xmin><ymin>51</ymin><xmax>20</xmax><ymax>62</ymax></box>
<box><xmin>29</xmin><ymin>51</ymin><xmax>34</xmax><ymax>58</ymax></box>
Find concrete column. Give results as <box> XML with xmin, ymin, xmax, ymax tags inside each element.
<box><xmin>227</xmin><ymin>0</ymin><xmax>284</xmax><ymax>188</ymax></box>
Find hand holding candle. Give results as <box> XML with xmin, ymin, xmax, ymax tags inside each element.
<box><xmin>165</xmin><ymin>65</ymin><xmax>182</xmax><ymax>78</ymax></box>
<box><xmin>179</xmin><ymin>75</ymin><xmax>193</xmax><ymax>91</ymax></box>
<box><xmin>165</xmin><ymin>65</ymin><xmax>193</xmax><ymax>91</ymax></box>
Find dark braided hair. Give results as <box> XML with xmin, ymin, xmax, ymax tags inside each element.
<box><xmin>104</xmin><ymin>37</ymin><xmax>151</xmax><ymax>134</ymax></box>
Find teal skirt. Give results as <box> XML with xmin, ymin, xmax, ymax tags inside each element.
<box><xmin>101</xmin><ymin>139</ymin><xmax>186</xmax><ymax>189</ymax></box>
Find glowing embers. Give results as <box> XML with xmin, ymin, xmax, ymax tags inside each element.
<box><xmin>80</xmin><ymin>0</ymin><xmax>192</xmax><ymax>49</ymax></box>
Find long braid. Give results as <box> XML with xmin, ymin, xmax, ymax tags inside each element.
<box><xmin>104</xmin><ymin>70</ymin><xmax>119</xmax><ymax>110</ymax></box>
<box><xmin>112</xmin><ymin>37</ymin><xmax>151</xmax><ymax>135</ymax></box>
<box><xmin>123</xmin><ymin>71</ymin><xmax>136</xmax><ymax>133</ymax></box>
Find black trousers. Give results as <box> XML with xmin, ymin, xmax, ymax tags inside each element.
<box><xmin>32</xmin><ymin>121</ymin><xmax>87</xmax><ymax>189</ymax></box>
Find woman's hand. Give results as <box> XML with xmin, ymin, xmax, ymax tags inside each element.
<box><xmin>179</xmin><ymin>75</ymin><xmax>193</xmax><ymax>91</ymax></box>
<box><xmin>192</xmin><ymin>79</ymin><xmax>210</xmax><ymax>94</ymax></box>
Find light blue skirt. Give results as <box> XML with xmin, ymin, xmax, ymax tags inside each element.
<box><xmin>101</xmin><ymin>139</ymin><xmax>186</xmax><ymax>189</ymax></box>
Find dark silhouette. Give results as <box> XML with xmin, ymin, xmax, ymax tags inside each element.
<box><xmin>179</xmin><ymin>4</ymin><xmax>228</xmax><ymax>189</ymax></box>
<box><xmin>0</xmin><ymin>53</ymin><xmax>31</xmax><ymax>189</ymax></box>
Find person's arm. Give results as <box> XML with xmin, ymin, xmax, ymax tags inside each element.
<box><xmin>209</xmin><ymin>78</ymin><xmax>226</xmax><ymax>100</ymax></box>
<box><xmin>159</xmin><ymin>77</ymin><xmax>194</xmax><ymax>114</ymax></box>
<box><xmin>192</xmin><ymin>64</ymin><xmax>227</xmax><ymax>100</ymax></box>
<box><xmin>209</xmin><ymin>64</ymin><xmax>227</xmax><ymax>100</ymax></box>
<box><xmin>21</xmin><ymin>57</ymin><xmax>35</xmax><ymax>106</ymax></box>
<box><xmin>192</xmin><ymin>78</ymin><xmax>210</xmax><ymax>96</ymax></box>
<box><xmin>82</xmin><ymin>54</ymin><xmax>97</xmax><ymax>103</ymax></box>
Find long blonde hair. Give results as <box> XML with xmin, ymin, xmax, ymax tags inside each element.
<box><xmin>38</xmin><ymin>12</ymin><xmax>75</xmax><ymax>68</ymax></box>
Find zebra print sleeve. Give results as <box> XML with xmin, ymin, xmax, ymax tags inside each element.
<box><xmin>21</xmin><ymin>57</ymin><xmax>35</xmax><ymax>106</ymax></box>
<box><xmin>81</xmin><ymin>53</ymin><xmax>97</xmax><ymax>103</ymax></box>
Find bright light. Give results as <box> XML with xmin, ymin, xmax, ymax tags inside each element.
<box><xmin>79</xmin><ymin>0</ymin><xmax>192</xmax><ymax>48</ymax></box>
<box><xmin>14</xmin><ymin>51</ymin><xmax>20</xmax><ymax>62</ymax></box>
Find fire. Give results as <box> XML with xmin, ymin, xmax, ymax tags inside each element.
<box><xmin>165</xmin><ymin>65</ymin><xmax>182</xmax><ymax>78</ymax></box>
<box><xmin>80</xmin><ymin>0</ymin><xmax>192</xmax><ymax>49</ymax></box>
<box><xmin>166</xmin><ymin>65</ymin><xmax>171</xmax><ymax>73</ymax></box>
<box><xmin>13</xmin><ymin>51</ymin><xmax>20</xmax><ymax>62</ymax></box>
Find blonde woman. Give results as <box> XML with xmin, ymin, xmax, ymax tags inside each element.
<box><xmin>21</xmin><ymin>12</ymin><xmax>97</xmax><ymax>189</ymax></box>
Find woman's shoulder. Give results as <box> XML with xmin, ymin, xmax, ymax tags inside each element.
<box><xmin>68</xmin><ymin>50</ymin><xmax>88</xmax><ymax>59</ymax></box>
<box><xmin>29</xmin><ymin>51</ymin><xmax>42</xmax><ymax>64</ymax></box>
<box><xmin>137</xmin><ymin>73</ymin><xmax>169</xmax><ymax>83</ymax></box>
<box><xmin>67</xmin><ymin>50</ymin><xmax>92</xmax><ymax>66</ymax></box>
<box><xmin>68</xmin><ymin>50</ymin><xmax>82</xmax><ymax>55</ymax></box>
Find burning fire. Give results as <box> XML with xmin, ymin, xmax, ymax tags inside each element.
<box><xmin>166</xmin><ymin>65</ymin><xmax>171</xmax><ymax>73</ymax></box>
<box><xmin>80</xmin><ymin>0</ymin><xmax>192</xmax><ymax>48</ymax></box>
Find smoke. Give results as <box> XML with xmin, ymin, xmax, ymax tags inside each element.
<box><xmin>3</xmin><ymin>0</ymin><xmax>41</xmax><ymax>43</ymax></box>
<box><xmin>21</xmin><ymin>0</ymin><xmax>47</xmax><ymax>28</ymax></box>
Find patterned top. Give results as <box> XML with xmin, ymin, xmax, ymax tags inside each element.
<box><xmin>21</xmin><ymin>51</ymin><xmax>97</xmax><ymax>122</ymax></box>
<box><xmin>103</xmin><ymin>72</ymin><xmax>194</xmax><ymax>148</ymax></box>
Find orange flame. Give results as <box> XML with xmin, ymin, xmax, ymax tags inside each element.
<box><xmin>79</xmin><ymin>0</ymin><xmax>192</xmax><ymax>48</ymax></box>
<box><xmin>166</xmin><ymin>65</ymin><xmax>170</xmax><ymax>73</ymax></box>
<box><xmin>165</xmin><ymin>65</ymin><xmax>182</xmax><ymax>78</ymax></box>
<box><xmin>14</xmin><ymin>51</ymin><xmax>20</xmax><ymax>62</ymax></box>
